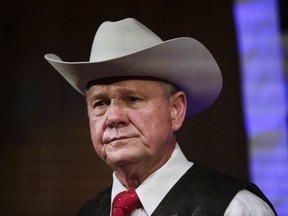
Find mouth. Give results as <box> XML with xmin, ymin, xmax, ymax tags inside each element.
<box><xmin>103</xmin><ymin>136</ymin><xmax>134</xmax><ymax>145</ymax></box>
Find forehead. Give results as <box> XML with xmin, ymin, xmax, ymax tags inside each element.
<box><xmin>87</xmin><ymin>76</ymin><xmax>163</xmax><ymax>87</ymax></box>
<box><xmin>86</xmin><ymin>77</ymin><xmax>164</xmax><ymax>96</ymax></box>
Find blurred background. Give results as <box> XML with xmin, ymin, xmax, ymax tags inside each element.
<box><xmin>1</xmin><ymin>0</ymin><xmax>287</xmax><ymax>215</ymax></box>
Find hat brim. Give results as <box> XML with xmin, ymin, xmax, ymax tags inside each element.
<box><xmin>45</xmin><ymin>37</ymin><xmax>222</xmax><ymax>116</ymax></box>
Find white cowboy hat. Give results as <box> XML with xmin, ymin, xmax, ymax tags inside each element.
<box><xmin>44</xmin><ymin>18</ymin><xmax>222</xmax><ymax>116</ymax></box>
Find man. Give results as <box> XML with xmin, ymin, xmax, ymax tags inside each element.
<box><xmin>45</xmin><ymin>18</ymin><xmax>277</xmax><ymax>215</ymax></box>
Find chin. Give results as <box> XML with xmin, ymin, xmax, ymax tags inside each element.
<box><xmin>107</xmin><ymin>150</ymin><xmax>142</xmax><ymax>168</ymax></box>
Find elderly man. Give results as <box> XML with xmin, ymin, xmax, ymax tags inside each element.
<box><xmin>45</xmin><ymin>18</ymin><xmax>276</xmax><ymax>215</ymax></box>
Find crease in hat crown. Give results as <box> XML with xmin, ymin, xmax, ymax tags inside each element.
<box><xmin>89</xmin><ymin>18</ymin><xmax>163</xmax><ymax>62</ymax></box>
<box><xmin>44</xmin><ymin>17</ymin><xmax>223</xmax><ymax>116</ymax></box>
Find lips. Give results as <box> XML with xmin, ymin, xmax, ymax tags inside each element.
<box><xmin>102</xmin><ymin>127</ymin><xmax>140</xmax><ymax>145</ymax></box>
<box><xmin>103</xmin><ymin>136</ymin><xmax>132</xmax><ymax>144</ymax></box>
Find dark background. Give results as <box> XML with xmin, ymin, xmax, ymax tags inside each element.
<box><xmin>0</xmin><ymin>0</ymin><xmax>248</xmax><ymax>215</ymax></box>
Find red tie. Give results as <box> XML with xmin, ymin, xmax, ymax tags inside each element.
<box><xmin>112</xmin><ymin>190</ymin><xmax>141</xmax><ymax>216</ymax></box>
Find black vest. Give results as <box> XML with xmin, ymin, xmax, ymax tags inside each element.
<box><xmin>76</xmin><ymin>163</ymin><xmax>277</xmax><ymax>216</ymax></box>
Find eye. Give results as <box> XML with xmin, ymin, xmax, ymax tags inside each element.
<box><xmin>92</xmin><ymin>100</ymin><xmax>110</xmax><ymax>108</ymax></box>
<box><xmin>128</xmin><ymin>96</ymin><xmax>141</xmax><ymax>102</ymax></box>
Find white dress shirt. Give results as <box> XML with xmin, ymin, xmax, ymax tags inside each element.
<box><xmin>110</xmin><ymin>144</ymin><xmax>275</xmax><ymax>216</ymax></box>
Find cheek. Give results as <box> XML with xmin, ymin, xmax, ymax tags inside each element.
<box><xmin>150</xmin><ymin>103</ymin><xmax>171</xmax><ymax>126</ymax></box>
<box><xmin>89</xmin><ymin>118</ymin><xmax>105</xmax><ymax>155</ymax></box>
<box><xmin>133</xmin><ymin>105</ymin><xmax>172</xmax><ymax>140</ymax></box>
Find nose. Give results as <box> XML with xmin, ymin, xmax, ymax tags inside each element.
<box><xmin>106</xmin><ymin>102</ymin><xmax>128</xmax><ymax>128</ymax></box>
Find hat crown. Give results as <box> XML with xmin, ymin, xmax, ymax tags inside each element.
<box><xmin>89</xmin><ymin>18</ymin><xmax>163</xmax><ymax>62</ymax></box>
<box><xmin>45</xmin><ymin>18</ymin><xmax>222</xmax><ymax>115</ymax></box>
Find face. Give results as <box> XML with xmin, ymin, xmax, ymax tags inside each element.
<box><xmin>86</xmin><ymin>78</ymin><xmax>186</xmax><ymax>172</ymax></box>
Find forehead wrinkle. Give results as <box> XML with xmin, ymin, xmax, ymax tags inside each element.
<box><xmin>88</xmin><ymin>84</ymin><xmax>139</xmax><ymax>101</ymax></box>
<box><xmin>87</xmin><ymin>85</ymin><xmax>107</xmax><ymax>101</ymax></box>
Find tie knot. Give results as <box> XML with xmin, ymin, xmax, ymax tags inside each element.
<box><xmin>112</xmin><ymin>190</ymin><xmax>141</xmax><ymax>215</ymax></box>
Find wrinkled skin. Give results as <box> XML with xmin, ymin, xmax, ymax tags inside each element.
<box><xmin>86</xmin><ymin>78</ymin><xmax>187</xmax><ymax>188</ymax></box>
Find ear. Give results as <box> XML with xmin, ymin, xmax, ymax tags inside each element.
<box><xmin>170</xmin><ymin>91</ymin><xmax>187</xmax><ymax>132</ymax></box>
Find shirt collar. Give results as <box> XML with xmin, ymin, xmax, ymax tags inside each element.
<box><xmin>111</xmin><ymin>143</ymin><xmax>193</xmax><ymax>215</ymax></box>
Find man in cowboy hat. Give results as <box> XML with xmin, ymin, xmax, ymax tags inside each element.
<box><xmin>45</xmin><ymin>18</ymin><xmax>276</xmax><ymax>215</ymax></box>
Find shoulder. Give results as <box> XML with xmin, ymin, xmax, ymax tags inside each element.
<box><xmin>224</xmin><ymin>189</ymin><xmax>276</xmax><ymax>216</ymax></box>
<box><xmin>185</xmin><ymin>163</ymin><xmax>248</xmax><ymax>191</ymax></box>
<box><xmin>184</xmin><ymin>164</ymin><xmax>276</xmax><ymax>214</ymax></box>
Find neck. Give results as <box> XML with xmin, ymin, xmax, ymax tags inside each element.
<box><xmin>114</xmin><ymin>142</ymin><xmax>176</xmax><ymax>189</ymax></box>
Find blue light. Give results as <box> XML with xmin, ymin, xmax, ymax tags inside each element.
<box><xmin>233</xmin><ymin>0</ymin><xmax>288</xmax><ymax>214</ymax></box>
